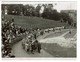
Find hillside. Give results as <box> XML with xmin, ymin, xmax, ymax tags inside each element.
<box><xmin>4</xmin><ymin>15</ymin><xmax>70</xmax><ymax>29</ymax></box>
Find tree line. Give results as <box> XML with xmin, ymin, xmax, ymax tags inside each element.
<box><xmin>2</xmin><ymin>4</ymin><xmax>74</xmax><ymax>25</ymax></box>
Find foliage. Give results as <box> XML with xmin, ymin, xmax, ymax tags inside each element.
<box><xmin>2</xmin><ymin>4</ymin><xmax>74</xmax><ymax>25</ymax></box>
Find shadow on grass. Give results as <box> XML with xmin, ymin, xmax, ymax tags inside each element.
<box><xmin>44</xmin><ymin>30</ymin><xmax>67</xmax><ymax>39</ymax></box>
<box><xmin>41</xmin><ymin>43</ymin><xmax>76</xmax><ymax>57</ymax></box>
<box><xmin>64</xmin><ymin>30</ymin><xmax>76</xmax><ymax>38</ymax></box>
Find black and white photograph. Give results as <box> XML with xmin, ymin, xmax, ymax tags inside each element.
<box><xmin>1</xmin><ymin>1</ymin><xmax>77</xmax><ymax>58</ymax></box>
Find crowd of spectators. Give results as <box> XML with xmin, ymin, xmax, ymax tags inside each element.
<box><xmin>1</xmin><ymin>16</ymin><xmax>44</xmax><ymax>58</ymax></box>
<box><xmin>1</xmin><ymin>17</ymin><xmax>30</xmax><ymax>58</ymax></box>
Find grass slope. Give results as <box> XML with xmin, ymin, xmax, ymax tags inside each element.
<box><xmin>42</xmin><ymin>43</ymin><xmax>76</xmax><ymax>57</ymax></box>
<box><xmin>4</xmin><ymin>15</ymin><xmax>69</xmax><ymax>29</ymax></box>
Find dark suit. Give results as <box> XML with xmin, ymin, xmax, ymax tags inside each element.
<box><xmin>37</xmin><ymin>43</ymin><xmax>41</xmax><ymax>53</ymax></box>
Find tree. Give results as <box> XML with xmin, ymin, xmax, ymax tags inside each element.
<box><xmin>42</xmin><ymin>4</ymin><xmax>53</xmax><ymax>19</ymax></box>
<box><xmin>50</xmin><ymin>9</ymin><xmax>61</xmax><ymax>21</ymax></box>
<box><xmin>23</xmin><ymin>4</ymin><xmax>35</xmax><ymax>16</ymax></box>
<box><xmin>35</xmin><ymin>4</ymin><xmax>41</xmax><ymax>17</ymax></box>
<box><xmin>60</xmin><ymin>12</ymin><xmax>73</xmax><ymax>25</ymax></box>
<box><xmin>60</xmin><ymin>12</ymin><xmax>69</xmax><ymax>22</ymax></box>
<box><xmin>8</xmin><ymin>4</ymin><xmax>23</xmax><ymax>15</ymax></box>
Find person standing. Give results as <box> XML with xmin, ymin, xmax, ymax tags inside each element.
<box><xmin>34</xmin><ymin>39</ymin><xmax>41</xmax><ymax>53</ymax></box>
<box><xmin>69</xmin><ymin>29</ymin><xmax>72</xmax><ymax>34</ymax></box>
<box><xmin>37</xmin><ymin>43</ymin><xmax>41</xmax><ymax>53</ymax></box>
<box><xmin>31</xmin><ymin>41</ymin><xmax>35</xmax><ymax>54</ymax></box>
<box><xmin>11</xmin><ymin>17</ymin><xmax>14</xmax><ymax>22</ymax></box>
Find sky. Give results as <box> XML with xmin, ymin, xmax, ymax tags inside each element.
<box><xmin>53</xmin><ymin>2</ymin><xmax>77</xmax><ymax>12</ymax></box>
<box><xmin>25</xmin><ymin>1</ymin><xmax>77</xmax><ymax>13</ymax></box>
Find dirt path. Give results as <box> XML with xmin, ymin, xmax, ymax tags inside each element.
<box><xmin>12</xmin><ymin>35</ymin><xmax>53</xmax><ymax>57</ymax></box>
